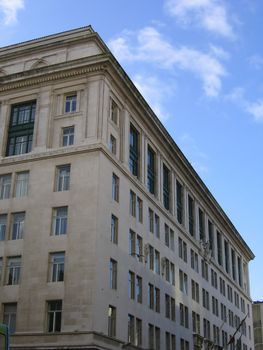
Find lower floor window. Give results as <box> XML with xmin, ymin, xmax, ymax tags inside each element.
<box><xmin>3</xmin><ymin>303</ymin><xmax>17</xmax><ymax>334</ymax></box>
<box><xmin>47</xmin><ymin>300</ymin><xmax>62</xmax><ymax>332</ymax></box>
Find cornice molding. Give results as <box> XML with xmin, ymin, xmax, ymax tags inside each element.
<box><xmin>0</xmin><ymin>63</ymin><xmax>107</xmax><ymax>92</ymax></box>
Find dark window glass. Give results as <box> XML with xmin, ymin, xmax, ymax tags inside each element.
<box><xmin>129</xmin><ymin>125</ymin><xmax>139</xmax><ymax>177</ymax></box>
<box><xmin>163</xmin><ymin>165</ymin><xmax>170</xmax><ymax>210</ymax></box>
<box><xmin>147</xmin><ymin>146</ymin><xmax>155</xmax><ymax>194</ymax></box>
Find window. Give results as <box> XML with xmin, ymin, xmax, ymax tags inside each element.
<box><xmin>109</xmin><ymin>134</ymin><xmax>116</xmax><ymax>154</ymax></box>
<box><xmin>3</xmin><ymin>303</ymin><xmax>17</xmax><ymax>334</ymax></box>
<box><xmin>180</xmin><ymin>303</ymin><xmax>189</xmax><ymax>328</ymax></box>
<box><xmin>108</xmin><ymin>305</ymin><xmax>116</xmax><ymax>337</ymax></box>
<box><xmin>202</xmin><ymin>288</ymin><xmax>210</xmax><ymax>310</ymax></box>
<box><xmin>211</xmin><ymin>269</ymin><xmax>218</xmax><ymax>289</ymax></box>
<box><xmin>129</xmin><ymin>124</ymin><xmax>139</xmax><ymax>177</ymax></box>
<box><xmin>219</xmin><ymin>277</ymin><xmax>226</xmax><ymax>296</ymax></box>
<box><xmin>217</xmin><ymin>231</ymin><xmax>222</xmax><ymax>266</ymax></box>
<box><xmin>203</xmin><ymin>318</ymin><xmax>211</xmax><ymax>339</ymax></box>
<box><xmin>6</xmin><ymin>101</ymin><xmax>35</xmax><ymax>156</ymax></box>
<box><xmin>201</xmin><ymin>259</ymin><xmax>209</xmax><ymax>281</ymax></box>
<box><xmin>62</xmin><ymin>126</ymin><xmax>74</xmax><ymax>146</ymax></box>
<box><xmin>52</xmin><ymin>207</ymin><xmax>68</xmax><ymax>235</ymax></box>
<box><xmin>154</xmin><ymin>250</ymin><xmax>160</xmax><ymax>275</ymax></box>
<box><xmin>191</xmin><ymin>279</ymin><xmax>199</xmax><ymax>303</ymax></box>
<box><xmin>11</xmin><ymin>212</ymin><xmax>25</xmax><ymax>240</ymax></box>
<box><xmin>148</xmin><ymin>284</ymin><xmax>160</xmax><ymax>312</ymax></box>
<box><xmin>179</xmin><ymin>237</ymin><xmax>187</xmax><ymax>262</ymax></box>
<box><xmin>154</xmin><ymin>214</ymin><xmax>160</xmax><ymax>238</ymax></box>
<box><xmin>166</xmin><ymin>332</ymin><xmax>171</xmax><ymax>350</ymax></box>
<box><xmin>47</xmin><ymin>300</ymin><xmax>62</xmax><ymax>332</ymax></box>
<box><xmin>109</xmin><ymin>259</ymin><xmax>117</xmax><ymax>290</ymax></box>
<box><xmin>130</xmin><ymin>190</ymin><xmax>136</xmax><ymax>216</ymax></box>
<box><xmin>180</xmin><ymin>339</ymin><xmax>189</xmax><ymax>350</ymax></box>
<box><xmin>163</xmin><ymin>164</ymin><xmax>170</xmax><ymax>210</ymax></box>
<box><xmin>165</xmin><ymin>224</ymin><xmax>170</xmax><ymax>247</ymax></box>
<box><xmin>110</xmin><ymin>215</ymin><xmax>118</xmax><ymax>244</ymax></box>
<box><xmin>165</xmin><ymin>294</ymin><xmax>171</xmax><ymax>319</ymax></box>
<box><xmin>112</xmin><ymin>174</ymin><xmax>119</xmax><ymax>202</ymax></box>
<box><xmin>110</xmin><ymin>99</ymin><xmax>119</xmax><ymax>124</ymax></box>
<box><xmin>7</xmin><ymin>256</ymin><xmax>21</xmax><ymax>285</ymax></box>
<box><xmin>198</xmin><ymin>208</ymin><xmax>205</xmax><ymax>241</ymax></box>
<box><xmin>188</xmin><ymin>195</ymin><xmax>195</xmax><ymax>236</ymax></box>
<box><xmin>208</xmin><ymin>220</ymin><xmax>214</xmax><ymax>257</ymax></box>
<box><xmin>192</xmin><ymin>311</ymin><xmax>200</xmax><ymax>334</ymax></box>
<box><xmin>128</xmin><ymin>271</ymin><xmax>135</xmax><ymax>299</ymax></box>
<box><xmin>136</xmin><ymin>275</ymin><xmax>142</xmax><ymax>303</ymax></box>
<box><xmin>0</xmin><ymin>174</ymin><xmax>11</xmax><ymax>199</ymax></box>
<box><xmin>129</xmin><ymin>230</ymin><xmax>143</xmax><ymax>262</ymax></box>
<box><xmin>128</xmin><ymin>314</ymin><xmax>135</xmax><ymax>344</ymax></box>
<box><xmin>49</xmin><ymin>252</ymin><xmax>65</xmax><ymax>282</ymax></box>
<box><xmin>0</xmin><ymin>214</ymin><xmax>7</xmax><ymax>241</ymax></box>
<box><xmin>227</xmin><ymin>285</ymin><xmax>233</xmax><ymax>302</ymax></box>
<box><xmin>231</xmin><ymin>249</ymin><xmax>236</xmax><ymax>281</ymax></box>
<box><xmin>170</xmin><ymin>262</ymin><xmax>175</xmax><ymax>285</ymax></box>
<box><xmin>179</xmin><ymin>270</ymin><xmax>188</xmax><ymax>294</ymax></box>
<box><xmin>15</xmin><ymin>172</ymin><xmax>29</xmax><ymax>197</ymax></box>
<box><xmin>55</xmin><ymin>165</ymin><xmax>70</xmax><ymax>191</ymax></box>
<box><xmin>65</xmin><ymin>95</ymin><xmax>76</xmax><ymax>113</ymax></box>
<box><xmin>147</xmin><ymin>146</ymin><xmax>155</xmax><ymax>194</ymax></box>
<box><xmin>237</xmin><ymin>256</ymin><xmax>243</xmax><ymax>287</ymax></box>
<box><xmin>149</xmin><ymin>208</ymin><xmax>154</xmax><ymax>233</ymax></box>
<box><xmin>190</xmin><ymin>249</ymin><xmax>199</xmax><ymax>273</ymax></box>
<box><xmin>224</xmin><ymin>240</ymin><xmax>230</xmax><ymax>273</ymax></box>
<box><xmin>135</xmin><ymin>318</ymin><xmax>142</xmax><ymax>346</ymax></box>
<box><xmin>212</xmin><ymin>296</ymin><xmax>219</xmax><ymax>316</ymax></box>
<box><xmin>213</xmin><ymin>325</ymin><xmax>220</xmax><ymax>345</ymax></box>
<box><xmin>176</xmin><ymin>180</ymin><xmax>184</xmax><ymax>224</ymax></box>
<box><xmin>136</xmin><ymin>196</ymin><xmax>143</xmax><ymax>223</ymax></box>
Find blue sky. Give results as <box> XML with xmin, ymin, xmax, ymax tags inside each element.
<box><xmin>0</xmin><ymin>0</ymin><xmax>262</xmax><ymax>300</ymax></box>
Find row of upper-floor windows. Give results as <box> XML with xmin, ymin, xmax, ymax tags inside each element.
<box><xmin>0</xmin><ymin>252</ymin><xmax>65</xmax><ymax>286</ymax></box>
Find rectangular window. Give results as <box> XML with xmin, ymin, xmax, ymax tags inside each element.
<box><xmin>217</xmin><ymin>231</ymin><xmax>222</xmax><ymax>266</ymax></box>
<box><xmin>155</xmin><ymin>287</ymin><xmax>160</xmax><ymax>313</ymax></box>
<box><xmin>110</xmin><ymin>215</ymin><xmax>118</xmax><ymax>244</ymax></box>
<box><xmin>110</xmin><ymin>99</ymin><xmax>119</xmax><ymax>124</ymax></box>
<box><xmin>204</xmin><ymin>318</ymin><xmax>211</xmax><ymax>339</ymax></box>
<box><xmin>11</xmin><ymin>212</ymin><xmax>25</xmax><ymax>240</ymax></box>
<box><xmin>165</xmin><ymin>294</ymin><xmax>171</xmax><ymax>319</ymax></box>
<box><xmin>208</xmin><ymin>220</ymin><xmax>214</xmax><ymax>257</ymax></box>
<box><xmin>128</xmin><ymin>271</ymin><xmax>135</xmax><ymax>299</ymax></box>
<box><xmin>163</xmin><ymin>164</ymin><xmax>170</xmax><ymax>210</ymax></box>
<box><xmin>49</xmin><ymin>252</ymin><xmax>65</xmax><ymax>282</ymax></box>
<box><xmin>202</xmin><ymin>288</ymin><xmax>210</xmax><ymax>310</ymax></box>
<box><xmin>147</xmin><ymin>146</ymin><xmax>155</xmax><ymax>194</ymax></box>
<box><xmin>231</xmin><ymin>249</ymin><xmax>236</xmax><ymax>281</ymax></box>
<box><xmin>219</xmin><ymin>277</ymin><xmax>226</xmax><ymax>296</ymax></box>
<box><xmin>0</xmin><ymin>214</ymin><xmax>7</xmax><ymax>241</ymax></box>
<box><xmin>166</xmin><ymin>332</ymin><xmax>171</xmax><ymax>350</ymax></box>
<box><xmin>0</xmin><ymin>174</ymin><xmax>11</xmax><ymax>199</ymax></box>
<box><xmin>7</xmin><ymin>256</ymin><xmax>21</xmax><ymax>285</ymax></box>
<box><xmin>62</xmin><ymin>126</ymin><xmax>74</xmax><ymax>146</ymax></box>
<box><xmin>198</xmin><ymin>208</ymin><xmax>205</xmax><ymax>241</ymax></box>
<box><xmin>191</xmin><ymin>279</ymin><xmax>200</xmax><ymax>303</ymax></box>
<box><xmin>176</xmin><ymin>180</ymin><xmax>184</xmax><ymax>224</ymax></box>
<box><xmin>47</xmin><ymin>300</ymin><xmax>62</xmax><ymax>333</ymax></box>
<box><xmin>180</xmin><ymin>303</ymin><xmax>189</xmax><ymax>328</ymax></box>
<box><xmin>148</xmin><ymin>324</ymin><xmax>154</xmax><ymax>349</ymax></box>
<box><xmin>165</xmin><ymin>224</ymin><xmax>170</xmax><ymax>247</ymax></box>
<box><xmin>155</xmin><ymin>326</ymin><xmax>160</xmax><ymax>350</ymax></box>
<box><xmin>52</xmin><ymin>207</ymin><xmax>68</xmax><ymax>235</ymax></box>
<box><xmin>224</xmin><ymin>240</ymin><xmax>230</xmax><ymax>273</ymax></box>
<box><xmin>211</xmin><ymin>269</ymin><xmax>218</xmax><ymax>289</ymax></box>
<box><xmin>154</xmin><ymin>214</ymin><xmax>160</xmax><ymax>238</ymax></box>
<box><xmin>190</xmin><ymin>249</ymin><xmax>199</xmax><ymax>273</ymax></box>
<box><xmin>0</xmin><ymin>257</ymin><xmax>2</xmax><ymax>283</ymax></box>
<box><xmin>179</xmin><ymin>270</ymin><xmax>188</xmax><ymax>294</ymax></box>
<box><xmin>65</xmin><ymin>95</ymin><xmax>76</xmax><ymax>113</ymax></box>
<box><xmin>108</xmin><ymin>305</ymin><xmax>116</xmax><ymax>337</ymax></box>
<box><xmin>109</xmin><ymin>259</ymin><xmax>117</xmax><ymax>290</ymax></box>
<box><xmin>179</xmin><ymin>237</ymin><xmax>187</xmax><ymax>262</ymax></box>
<box><xmin>136</xmin><ymin>275</ymin><xmax>142</xmax><ymax>303</ymax></box>
<box><xmin>212</xmin><ymin>296</ymin><xmax>219</xmax><ymax>316</ymax></box>
<box><xmin>6</xmin><ymin>101</ymin><xmax>35</xmax><ymax>156</ymax></box>
<box><xmin>192</xmin><ymin>311</ymin><xmax>200</xmax><ymax>334</ymax></box>
<box><xmin>237</xmin><ymin>256</ymin><xmax>243</xmax><ymax>287</ymax></box>
<box><xmin>129</xmin><ymin>124</ymin><xmax>139</xmax><ymax>177</ymax></box>
<box><xmin>109</xmin><ymin>134</ymin><xmax>116</xmax><ymax>154</ymax></box>
<box><xmin>15</xmin><ymin>171</ymin><xmax>29</xmax><ymax>197</ymax></box>
<box><xmin>149</xmin><ymin>208</ymin><xmax>154</xmax><ymax>233</ymax></box>
<box><xmin>154</xmin><ymin>250</ymin><xmax>160</xmax><ymax>275</ymax></box>
<box><xmin>188</xmin><ymin>195</ymin><xmax>195</xmax><ymax>236</ymax></box>
<box><xmin>148</xmin><ymin>283</ymin><xmax>154</xmax><ymax>309</ymax></box>
<box><xmin>130</xmin><ymin>190</ymin><xmax>136</xmax><ymax>216</ymax></box>
<box><xmin>3</xmin><ymin>303</ymin><xmax>17</xmax><ymax>334</ymax></box>
<box><xmin>170</xmin><ymin>262</ymin><xmax>175</xmax><ymax>285</ymax></box>
<box><xmin>55</xmin><ymin>164</ymin><xmax>70</xmax><ymax>191</ymax></box>
<box><xmin>136</xmin><ymin>196</ymin><xmax>143</xmax><ymax>223</ymax></box>
<box><xmin>201</xmin><ymin>259</ymin><xmax>209</xmax><ymax>281</ymax></box>
<box><xmin>171</xmin><ymin>297</ymin><xmax>176</xmax><ymax>321</ymax></box>
<box><xmin>112</xmin><ymin>174</ymin><xmax>119</xmax><ymax>202</ymax></box>
<box><xmin>135</xmin><ymin>318</ymin><xmax>142</xmax><ymax>346</ymax></box>
<box><xmin>180</xmin><ymin>339</ymin><xmax>189</xmax><ymax>350</ymax></box>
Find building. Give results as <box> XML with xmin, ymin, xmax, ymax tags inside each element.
<box><xmin>0</xmin><ymin>26</ymin><xmax>255</xmax><ymax>350</ymax></box>
<box><xmin>253</xmin><ymin>302</ymin><xmax>263</xmax><ymax>349</ymax></box>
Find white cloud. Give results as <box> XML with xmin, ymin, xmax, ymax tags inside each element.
<box><xmin>0</xmin><ymin>0</ymin><xmax>24</xmax><ymax>25</ymax></box>
<box><xmin>248</xmin><ymin>54</ymin><xmax>263</xmax><ymax>70</ymax></box>
<box><xmin>246</xmin><ymin>100</ymin><xmax>263</xmax><ymax>122</ymax></box>
<box><xmin>226</xmin><ymin>87</ymin><xmax>263</xmax><ymax>123</ymax></box>
<box><xmin>133</xmin><ymin>74</ymin><xmax>174</xmax><ymax>122</ymax></box>
<box><xmin>109</xmin><ymin>27</ymin><xmax>226</xmax><ymax>97</ymax></box>
<box><xmin>165</xmin><ymin>0</ymin><xmax>234</xmax><ymax>39</ymax></box>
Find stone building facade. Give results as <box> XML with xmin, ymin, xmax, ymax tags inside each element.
<box><xmin>253</xmin><ymin>301</ymin><xmax>263</xmax><ymax>350</ymax></box>
<box><xmin>0</xmin><ymin>26</ymin><xmax>254</xmax><ymax>350</ymax></box>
